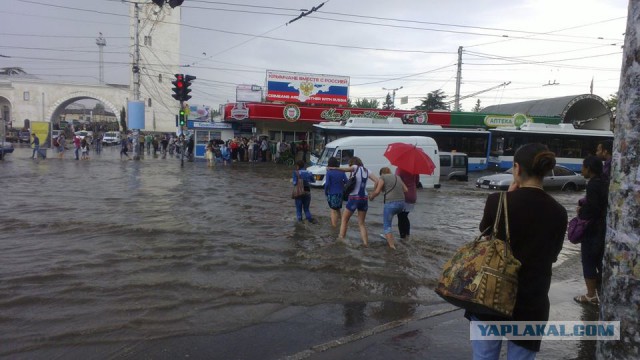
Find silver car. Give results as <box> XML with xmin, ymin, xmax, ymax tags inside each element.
<box><xmin>475</xmin><ymin>165</ymin><xmax>586</xmax><ymax>191</ymax></box>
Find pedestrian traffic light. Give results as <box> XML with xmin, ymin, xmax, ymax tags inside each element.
<box><xmin>172</xmin><ymin>74</ymin><xmax>184</xmax><ymax>101</ymax></box>
<box><xmin>182</xmin><ymin>75</ymin><xmax>196</xmax><ymax>101</ymax></box>
<box><xmin>179</xmin><ymin>109</ymin><xmax>186</xmax><ymax>126</ymax></box>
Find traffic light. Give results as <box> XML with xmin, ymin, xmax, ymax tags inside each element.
<box><xmin>168</xmin><ymin>0</ymin><xmax>184</xmax><ymax>8</ymax></box>
<box><xmin>172</xmin><ymin>74</ymin><xmax>184</xmax><ymax>101</ymax></box>
<box><xmin>182</xmin><ymin>75</ymin><xmax>196</xmax><ymax>101</ymax></box>
<box><xmin>179</xmin><ymin>109</ymin><xmax>186</xmax><ymax>126</ymax></box>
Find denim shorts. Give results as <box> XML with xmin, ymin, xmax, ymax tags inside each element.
<box><xmin>346</xmin><ymin>196</ymin><xmax>368</xmax><ymax>212</ymax></box>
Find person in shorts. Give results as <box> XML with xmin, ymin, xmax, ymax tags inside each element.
<box><xmin>328</xmin><ymin>156</ymin><xmax>379</xmax><ymax>247</ymax></box>
<box><xmin>324</xmin><ymin>157</ymin><xmax>348</xmax><ymax>228</ymax></box>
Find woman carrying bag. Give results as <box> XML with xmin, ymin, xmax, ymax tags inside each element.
<box><xmin>467</xmin><ymin>143</ymin><xmax>567</xmax><ymax>358</ymax></box>
<box><xmin>369</xmin><ymin>167</ymin><xmax>407</xmax><ymax>249</ymax></box>
<box><xmin>292</xmin><ymin>160</ymin><xmax>316</xmax><ymax>223</ymax></box>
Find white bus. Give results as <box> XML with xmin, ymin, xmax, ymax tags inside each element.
<box><xmin>488</xmin><ymin>123</ymin><xmax>613</xmax><ymax>172</ymax></box>
<box><xmin>307</xmin><ymin>135</ymin><xmax>441</xmax><ymax>189</ymax></box>
<box><xmin>311</xmin><ymin>117</ymin><xmax>491</xmax><ymax>172</ymax></box>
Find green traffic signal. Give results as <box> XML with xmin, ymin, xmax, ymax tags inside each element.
<box><xmin>179</xmin><ymin>109</ymin><xmax>186</xmax><ymax>126</ymax></box>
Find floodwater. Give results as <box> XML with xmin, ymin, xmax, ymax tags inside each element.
<box><xmin>0</xmin><ymin>145</ymin><xmax>596</xmax><ymax>359</ymax></box>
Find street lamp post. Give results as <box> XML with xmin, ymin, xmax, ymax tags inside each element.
<box><xmin>383</xmin><ymin>86</ymin><xmax>403</xmax><ymax>109</ymax></box>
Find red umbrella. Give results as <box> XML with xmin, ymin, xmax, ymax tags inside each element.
<box><xmin>384</xmin><ymin>142</ymin><xmax>436</xmax><ymax>175</ymax></box>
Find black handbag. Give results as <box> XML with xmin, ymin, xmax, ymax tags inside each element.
<box><xmin>342</xmin><ymin>167</ymin><xmax>358</xmax><ymax>201</ymax></box>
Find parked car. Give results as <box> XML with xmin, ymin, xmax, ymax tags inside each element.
<box><xmin>102</xmin><ymin>131</ymin><xmax>121</xmax><ymax>145</ymax></box>
<box><xmin>74</xmin><ymin>130</ymin><xmax>93</xmax><ymax>142</ymax></box>
<box><xmin>475</xmin><ymin>165</ymin><xmax>586</xmax><ymax>191</ymax></box>
<box><xmin>439</xmin><ymin>151</ymin><xmax>468</xmax><ymax>181</ymax></box>
<box><xmin>18</xmin><ymin>130</ymin><xmax>31</xmax><ymax>143</ymax></box>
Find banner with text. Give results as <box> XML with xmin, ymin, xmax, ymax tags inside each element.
<box><xmin>266</xmin><ymin>70</ymin><xmax>349</xmax><ymax>106</ymax></box>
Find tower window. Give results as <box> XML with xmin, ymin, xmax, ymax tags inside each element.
<box><xmin>148</xmin><ymin>98</ymin><xmax>152</xmax><ymax>107</ymax></box>
<box><xmin>144</xmin><ymin>36</ymin><xmax>152</xmax><ymax>46</ymax></box>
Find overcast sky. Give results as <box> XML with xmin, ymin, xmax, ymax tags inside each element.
<box><xmin>0</xmin><ymin>0</ymin><xmax>628</xmax><ymax>111</ymax></box>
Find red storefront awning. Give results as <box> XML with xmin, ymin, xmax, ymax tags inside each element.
<box><xmin>222</xmin><ymin>102</ymin><xmax>452</xmax><ymax>125</ymax></box>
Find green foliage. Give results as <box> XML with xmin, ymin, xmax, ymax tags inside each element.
<box><xmin>472</xmin><ymin>99</ymin><xmax>483</xmax><ymax>112</ymax></box>
<box><xmin>382</xmin><ymin>93</ymin><xmax>394</xmax><ymax>110</ymax></box>
<box><xmin>605</xmin><ymin>93</ymin><xmax>618</xmax><ymax>110</ymax></box>
<box><xmin>353</xmin><ymin>98</ymin><xmax>380</xmax><ymax>109</ymax></box>
<box><xmin>120</xmin><ymin>106</ymin><xmax>127</xmax><ymax>133</ymax></box>
<box><xmin>415</xmin><ymin>89</ymin><xmax>449</xmax><ymax>111</ymax></box>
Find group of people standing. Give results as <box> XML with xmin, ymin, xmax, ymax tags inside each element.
<box><xmin>32</xmin><ymin>132</ymin><xmax>93</xmax><ymax>160</ymax></box>
<box><xmin>292</xmin><ymin>156</ymin><xmax>419</xmax><ymax>250</ymax></box>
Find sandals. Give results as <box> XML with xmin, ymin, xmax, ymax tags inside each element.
<box><xmin>574</xmin><ymin>294</ymin><xmax>599</xmax><ymax>305</ymax></box>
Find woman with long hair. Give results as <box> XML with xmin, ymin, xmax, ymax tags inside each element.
<box><xmin>329</xmin><ymin>156</ymin><xmax>378</xmax><ymax>247</ymax></box>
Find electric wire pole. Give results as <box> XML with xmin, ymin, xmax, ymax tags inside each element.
<box><xmin>383</xmin><ymin>86</ymin><xmax>403</xmax><ymax>109</ymax></box>
<box><xmin>454</xmin><ymin>46</ymin><xmax>462</xmax><ymax>112</ymax></box>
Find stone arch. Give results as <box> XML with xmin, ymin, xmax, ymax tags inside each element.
<box><xmin>46</xmin><ymin>91</ymin><xmax>122</xmax><ymax>127</ymax></box>
<box><xmin>0</xmin><ymin>95</ymin><xmax>13</xmax><ymax>128</ymax></box>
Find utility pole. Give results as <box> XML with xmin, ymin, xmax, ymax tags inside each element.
<box><xmin>454</xmin><ymin>46</ymin><xmax>462</xmax><ymax>112</ymax></box>
<box><xmin>382</xmin><ymin>86</ymin><xmax>403</xmax><ymax>109</ymax></box>
<box><xmin>132</xmin><ymin>3</ymin><xmax>141</xmax><ymax>160</ymax></box>
<box><xmin>96</xmin><ymin>33</ymin><xmax>106</xmax><ymax>84</ymax></box>
<box><xmin>597</xmin><ymin>2</ymin><xmax>640</xmax><ymax>358</ymax></box>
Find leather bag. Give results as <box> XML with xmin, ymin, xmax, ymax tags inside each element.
<box><xmin>435</xmin><ymin>192</ymin><xmax>521</xmax><ymax>318</ymax></box>
<box><xmin>342</xmin><ymin>166</ymin><xmax>358</xmax><ymax>201</ymax></box>
<box><xmin>291</xmin><ymin>171</ymin><xmax>307</xmax><ymax>199</ymax></box>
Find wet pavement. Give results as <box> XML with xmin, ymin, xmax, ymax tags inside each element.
<box><xmin>0</xmin><ymin>145</ymin><xmax>598</xmax><ymax>359</ymax></box>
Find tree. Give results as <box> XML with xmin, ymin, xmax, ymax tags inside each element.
<box><xmin>597</xmin><ymin>5</ymin><xmax>640</xmax><ymax>358</ymax></box>
<box><xmin>415</xmin><ymin>89</ymin><xmax>449</xmax><ymax>111</ymax></box>
<box><xmin>353</xmin><ymin>98</ymin><xmax>380</xmax><ymax>109</ymax></box>
<box><xmin>382</xmin><ymin>93</ymin><xmax>394</xmax><ymax>110</ymax></box>
<box><xmin>605</xmin><ymin>92</ymin><xmax>618</xmax><ymax>111</ymax></box>
<box><xmin>472</xmin><ymin>99</ymin><xmax>483</xmax><ymax>112</ymax></box>
<box><xmin>120</xmin><ymin>106</ymin><xmax>127</xmax><ymax>133</ymax></box>
<box><xmin>93</xmin><ymin>102</ymin><xmax>105</xmax><ymax>112</ymax></box>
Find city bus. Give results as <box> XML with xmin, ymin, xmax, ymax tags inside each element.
<box><xmin>311</xmin><ymin>117</ymin><xmax>491</xmax><ymax>172</ymax></box>
<box><xmin>488</xmin><ymin>123</ymin><xmax>614</xmax><ymax>172</ymax></box>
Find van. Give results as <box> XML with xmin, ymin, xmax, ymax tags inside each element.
<box><xmin>307</xmin><ymin>136</ymin><xmax>441</xmax><ymax>189</ymax></box>
<box><xmin>102</xmin><ymin>131</ymin><xmax>121</xmax><ymax>145</ymax></box>
<box><xmin>439</xmin><ymin>151</ymin><xmax>469</xmax><ymax>181</ymax></box>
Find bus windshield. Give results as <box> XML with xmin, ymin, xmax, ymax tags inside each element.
<box><xmin>316</xmin><ymin>147</ymin><xmax>336</xmax><ymax>166</ymax></box>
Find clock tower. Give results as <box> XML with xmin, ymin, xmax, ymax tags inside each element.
<box><xmin>129</xmin><ymin>2</ymin><xmax>181</xmax><ymax>132</ymax></box>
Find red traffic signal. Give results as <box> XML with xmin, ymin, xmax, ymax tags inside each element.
<box><xmin>182</xmin><ymin>75</ymin><xmax>196</xmax><ymax>101</ymax></box>
<box><xmin>172</xmin><ymin>74</ymin><xmax>184</xmax><ymax>101</ymax></box>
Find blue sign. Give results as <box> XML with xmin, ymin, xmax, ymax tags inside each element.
<box><xmin>127</xmin><ymin>101</ymin><xmax>145</xmax><ymax>129</ymax></box>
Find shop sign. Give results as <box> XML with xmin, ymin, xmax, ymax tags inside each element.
<box><xmin>191</xmin><ymin>121</ymin><xmax>232</xmax><ymax>129</ymax></box>
<box><xmin>283</xmin><ymin>104</ymin><xmax>301</xmax><ymax>122</ymax></box>
<box><xmin>230</xmin><ymin>102</ymin><xmax>249</xmax><ymax>120</ymax></box>
<box><xmin>320</xmin><ymin>108</ymin><xmax>394</xmax><ymax>121</ymax></box>
<box><xmin>484</xmin><ymin>113</ymin><xmax>532</xmax><ymax>128</ymax></box>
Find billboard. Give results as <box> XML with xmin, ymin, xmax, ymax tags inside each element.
<box><xmin>31</xmin><ymin>121</ymin><xmax>52</xmax><ymax>148</ymax></box>
<box><xmin>236</xmin><ymin>84</ymin><xmax>263</xmax><ymax>102</ymax></box>
<box><xmin>266</xmin><ymin>70</ymin><xmax>349</xmax><ymax>106</ymax></box>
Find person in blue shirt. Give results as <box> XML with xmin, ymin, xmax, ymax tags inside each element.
<box><xmin>292</xmin><ymin>159</ymin><xmax>316</xmax><ymax>223</ymax></box>
<box><xmin>324</xmin><ymin>157</ymin><xmax>348</xmax><ymax>227</ymax></box>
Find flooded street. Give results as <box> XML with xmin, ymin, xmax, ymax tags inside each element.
<box><xmin>1</xmin><ymin>146</ymin><xmax>596</xmax><ymax>359</ymax></box>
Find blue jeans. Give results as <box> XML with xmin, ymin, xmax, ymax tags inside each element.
<box><xmin>295</xmin><ymin>194</ymin><xmax>312</xmax><ymax>221</ymax></box>
<box><xmin>383</xmin><ymin>201</ymin><xmax>404</xmax><ymax>234</ymax></box>
<box><xmin>470</xmin><ymin>315</ymin><xmax>537</xmax><ymax>360</ymax></box>
<box><xmin>74</xmin><ymin>147</ymin><xmax>80</xmax><ymax>160</ymax></box>
<box><xmin>31</xmin><ymin>145</ymin><xmax>45</xmax><ymax>159</ymax></box>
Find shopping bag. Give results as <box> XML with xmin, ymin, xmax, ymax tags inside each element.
<box><xmin>435</xmin><ymin>192</ymin><xmax>521</xmax><ymax>318</ymax></box>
